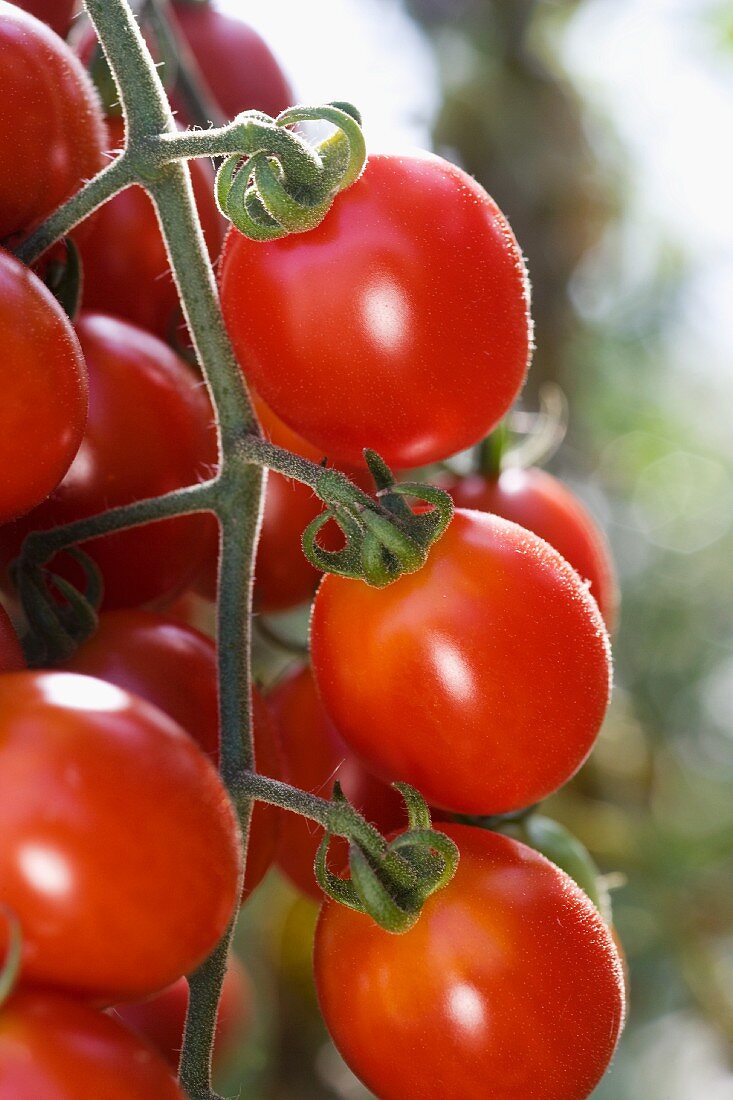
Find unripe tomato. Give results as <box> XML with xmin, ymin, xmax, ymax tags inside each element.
<box><xmin>112</xmin><ymin>954</ymin><xmax>251</xmax><ymax>1069</ymax></box>
<box><xmin>0</xmin><ymin>604</ymin><xmax>23</xmax><ymax>670</ymax></box>
<box><xmin>78</xmin><ymin>117</ymin><xmax>224</xmax><ymax>340</ymax></box>
<box><xmin>311</xmin><ymin>509</ymin><xmax>611</xmax><ymax>815</ymax></box>
<box><xmin>0</xmin><ymin>2</ymin><xmax>105</xmax><ymax>240</ymax></box>
<box><xmin>62</xmin><ymin>610</ymin><xmax>282</xmax><ymax>897</ymax></box>
<box><xmin>268</xmin><ymin>664</ymin><xmax>405</xmax><ymax>900</ymax></box>
<box><xmin>443</xmin><ymin>466</ymin><xmax>618</xmax><ymax>626</ymax></box>
<box><xmin>315</xmin><ymin>824</ymin><xmax>625</xmax><ymax>1100</ymax></box>
<box><xmin>0</xmin><ymin>989</ymin><xmax>185</xmax><ymax>1099</ymax></box>
<box><xmin>0</xmin><ymin>249</ymin><xmax>87</xmax><ymax>524</ymax></box>
<box><xmin>219</xmin><ymin>152</ymin><xmax>531</xmax><ymax>469</ymax></box>
<box><xmin>0</xmin><ymin>671</ymin><xmax>241</xmax><ymax>1004</ymax></box>
<box><xmin>0</xmin><ymin>313</ymin><xmax>215</xmax><ymax>609</ymax></box>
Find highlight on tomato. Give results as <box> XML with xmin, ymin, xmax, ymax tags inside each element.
<box><xmin>219</xmin><ymin>151</ymin><xmax>532</xmax><ymax>470</ymax></box>
<box><xmin>0</xmin><ymin>670</ymin><xmax>241</xmax><ymax>1004</ymax></box>
<box><xmin>315</xmin><ymin>823</ymin><xmax>626</xmax><ymax>1100</ymax></box>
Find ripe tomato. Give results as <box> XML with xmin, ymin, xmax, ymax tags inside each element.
<box><xmin>62</xmin><ymin>609</ymin><xmax>282</xmax><ymax>897</ymax></box>
<box><xmin>0</xmin><ymin>249</ymin><xmax>87</xmax><ymax>524</ymax></box>
<box><xmin>268</xmin><ymin>664</ymin><xmax>406</xmax><ymax>900</ymax></box>
<box><xmin>0</xmin><ymin>2</ymin><xmax>105</xmax><ymax>241</ymax></box>
<box><xmin>11</xmin><ymin>0</ymin><xmax>76</xmax><ymax>38</ymax></box>
<box><xmin>0</xmin><ymin>670</ymin><xmax>241</xmax><ymax>1004</ymax></box>
<box><xmin>111</xmin><ymin>953</ymin><xmax>251</xmax><ymax>1069</ymax></box>
<box><xmin>78</xmin><ymin>117</ymin><xmax>224</xmax><ymax>340</ymax></box>
<box><xmin>0</xmin><ymin>989</ymin><xmax>185</xmax><ymax>1099</ymax></box>
<box><xmin>315</xmin><ymin>823</ymin><xmax>625</xmax><ymax>1100</ymax></box>
<box><xmin>311</xmin><ymin>509</ymin><xmax>611</xmax><ymax>815</ymax></box>
<box><xmin>443</xmin><ymin>466</ymin><xmax>618</xmax><ymax>626</ymax></box>
<box><xmin>0</xmin><ymin>604</ymin><xmax>24</xmax><ymax>670</ymax></box>
<box><xmin>169</xmin><ymin>1</ymin><xmax>293</xmax><ymax>122</ymax></box>
<box><xmin>0</xmin><ymin>312</ymin><xmax>215</xmax><ymax>610</ymax></box>
<box><xmin>219</xmin><ymin>152</ymin><xmax>531</xmax><ymax>469</ymax></box>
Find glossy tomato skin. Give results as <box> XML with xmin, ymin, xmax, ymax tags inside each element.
<box><xmin>268</xmin><ymin>665</ymin><xmax>406</xmax><ymax>900</ymax></box>
<box><xmin>170</xmin><ymin>1</ymin><xmax>293</xmax><ymax>122</ymax></box>
<box><xmin>315</xmin><ymin>823</ymin><xmax>625</xmax><ymax>1100</ymax></box>
<box><xmin>311</xmin><ymin>509</ymin><xmax>611</xmax><ymax>815</ymax></box>
<box><xmin>62</xmin><ymin>610</ymin><xmax>282</xmax><ymax>897</ymax></box>
<box><xmin>0</xmin><ymin>671</ymin><xmax>241</xmax><ymax>1004</ymax></box>
<box><xmin>0</xmin><ymin>312</ymin><xmax>215</xmax><ymax>609</ymax></box>
<box><xmin>0</xmin><ymin>604</ymin><xmax>24</xmax><ymax>670</ymax></box>
<box><xmin>78</xmin><ymin>117</ymin><xmax>224</xmax><ymax>339</ymax></box>
<box><xmin>0</xmin><ymin>2</ymin><xmax>105</xmax><ymax>240</ymax></box>
<box><xmin>444</xmin><ymin>466</ymin><xmax>618</xmax><ymax>627</ymax></box>
<box><xmin>0</xmin><ymin>990</ymin><xmax>184</xmax><ymax>1100</ymax></box>
<box><xmin>112</xmin><ymin>954</ymin><xmax>251</xmax><ymax>1069</ymax></box>
<box><xmin>0</xmin><ymin>249</ymin><xmax>87</xmax><ymax>524</ymax></box>
<box><xmin>219</xmin><ymin>152</ymin><xmax>531</xmax><ymax>469</ymax></box>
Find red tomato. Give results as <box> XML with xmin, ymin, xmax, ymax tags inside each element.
<box><xmin>78</xmin><ymin>116</ymin><xmax>224</xmax><ymax>340</ymax></box>
<box><xmin>61</xmin><ymin>609</ymin><xmax>282</xmax><ymax>897</ymax></box>
<box><xmin>219</xmin><ymin>152</ymin><xmax>531</xmax><ymax>469</ymax></box>
<box><xmin>268</xmin><ymin>664</ymin><xmax>406</xmax><ymax>900</ymax></box>
<box><xmin>0</xmin><ymin>989</ymin><xmax>184</xmax><ymax>1099</ymax></box>
<box><xmin>112</xmin><ymin>953</ymin><xmax>251</xmax><ymax>1069</ymax></box>
<box><xmin>311</xmin><ymin>509</ymin><xmax>611</xmax><ymax>815</ymax></box>
<box><xmin>315</xmin><ymin>823</ymin><xmax>625</xmax><ymax>1100</ymax></box>
<box><xmin>0</xmin><ymin>604</ymin><xmax>24</xmax><ymax>670</ymax></box>
<box><xmin>0</xmin><ymin>2</ymin><xmax>105</xmax><ymax>241</ymax></box>
<box><xmin>443</xmin><ymin>467</ymin><xmax>618</xmax><ymax>627</ymax></box>
<box><xmin>169</xmin><ymin>1</ymin><xmax>293</xmax><ymax>122</ymax></box>
<box><xmin>0</xmin><ymin>670</ymin><xmax>241</xmax><ymax>1003</ymax></box>
<box><xmin>0</xmin><ymin>249</ymin><xmax>87</xmax><ymax>524</ymax></box>
<box><xmin>0</xmin><ymin>312</ymin><xmax>215</xmax><ymax>610</ymax></box>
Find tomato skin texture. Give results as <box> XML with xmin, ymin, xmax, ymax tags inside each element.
<box><xmin>0</xmin><ymin>2</ymin><xmax>105</xmax><ymax>240</ymax></box>
<box><xmin>62</xmin><ymin>610</ymin><xmax>282</xmax><ymax>897</ymax></box>
<box><xmin>444</xmin><ymin>467</ymin><xmax>618</xmax><ymax>627</ymax></box>
<box><xmin>0</xmin><ymin>670</ymin><xmax>241</xmax><ymax>1004</ymax></box>
<box><xmin>315</xmin><ymin>823</ymin><xmax>625</xmax><ymax>1100</ymax></box>
<box><xmin>268</xmin><ymin>665</ymin><xmax>406</xmax><ymax>900</ymax></box>
<box><xmin>219</xmin><ymin>152</ymin><xmax>531</xmax><ymax>469</ymax></box>
<box><xmin>311</xmin><ymin>509</ymin><xmax>611</xmax><ymax>815</ymax></box>
<box><xmin>0</xmin><ymin>990</ymin><xmax>185</xmax><ymax>1100</ymax></box>
<box><xmin>0</xmin><ymin>312</ymin><xmax>214</xmax><ymax>609</ymax></box>
<box><xmin>0</xmin><ymin>604</ymin><xmax>24</xmax><ymax>670</ymax></box>
<box><xmin>78</xmin><ymin>117</ymin><xmax>224</xmax><ymax>339</ymax></box>
<box><xmin>112</xmin><ymin>954</ymin><xmax>251</xmax><ymax>1069</ymax></box>
<box><xmin>0</xmin><ymin>249</ymin><xmax>87</xmax><ymax>524</ymax></box>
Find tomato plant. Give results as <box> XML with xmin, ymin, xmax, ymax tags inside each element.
<box><xmin>315</xmin><ymin>823</ymin><xmax>625</xmax><ymax>1100</ymax></box>
<box><xmin>0</xmin><ymin>248</ymin><xmax>87</xmax><ymax>525</ymax></box>
<box><xmin>0</xmin><ymin>989</ymin><xmax>185</xmax><ymax>1099</ymax></box>
<box><xmin>0</xmin><ymin>670</ymin><xmax>241</xmax><ymax>1004</ymax></box>
<box><xmin>62</xmin><ymin>609</ymin><xmax>282</xmax><ymax>896</ymax></box>
<box><xmin>0</xmin><ymin>2</ymin><xmax>105</xmax><ymax>242</ymax></box>
<box><xmin>443</xmin><ymin>466</ymin><xmax>618</xmax><ymax>626</ymax></box>
<box><xmin>219</xmin><ymin>152</ymin><xmax>531</xmax><ymax>469</ymax></box>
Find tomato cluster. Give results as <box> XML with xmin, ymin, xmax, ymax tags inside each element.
<box><xmin>0</xmin><ymin>2</ymin><xmax>626</xmax><ymax>1098</ymax></box>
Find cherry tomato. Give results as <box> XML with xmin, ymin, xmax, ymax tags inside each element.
<box><xmin>0</xmin><ymin>989</ymin><xmax>185</xmax><ymax>1099</ymax></box>
<box><xmin>0</xmin><ymin>248</ymin><xmax>87</xmax><ymax>524</ymax></box>
<box><xmin>0</xmin><ymin>2</ymin><xmax>105</xmax><ymax>241</ymax></box>
<box><xmin>443</xmin><ymin>466</ymin><xmax>618</xmax><ymax>626</ymax></box>
<box><xmin>311</xmin><ymin>509</ymin><xmax>611</xmax><ymax>815</ymax></box>
<box><xmin>61</xmin><ymin>609</ymin><xmax>281</xmax><ymax>897</ymax></box>
<box><xmin>0</xmin><ymin>604</ymin><xmax>24</xmax><ymax>670</ymax></box>
<box><xmin>112</xmin><ymin>954</ymin><xmax>251</xmax><ymax>1069</ymax></box>
<box><xmin>315</xmin><ymin>823</ymin><xmax>625</xmax><ymax>1100</ymax></box>
<box><xmin>169</xmin><ymin>1</ymin><xmax>293</xmax><ymax>122</ymax></box>
<box><xmin>219</xmin><ymin>152</ymin><xmax>531</xmax><ymax>469</ymax></box>
<box><xmin>268</xmin><ymin>664</ymin><xmax>406</xmax><ymax>900</ymax></box>
<box><xmin>78</xmin><ymin>117</ymin><xmax>224</xmax><ymax>340</ymax></box>
<box><xmin>0</xmin><ymin>670</ymin><xmax>241</xmax><ymax>1004</ymax></box>
<box><xmin>0</xmin><ymin>312</ymin><xmax>215</xmax><ymax>610</ymax></box>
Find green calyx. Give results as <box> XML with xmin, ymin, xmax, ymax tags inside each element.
<box><xmin>303</xmin><ymin>450</ymin><xmax>454</xmax><ymax>587</ymax></box>
<box><xmin>315</xmin><ymin>783</ymin><xmax>460</xmax><ymax>934</ymax></box>
<box><xmin>13</xmin><ymin>546</ymin><xmax>102</xmax><ymax>667</ymax></box>
<box><xmin>215</xmin><ymin>102</ymin><xmax>367</xmax><ymax>241</ymax></box>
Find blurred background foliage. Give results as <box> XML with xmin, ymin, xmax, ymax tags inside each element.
<box><xmin>192</xmin><ymin>0</ymin><xmax>733</xmax><ymax>1095</ymax></box>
